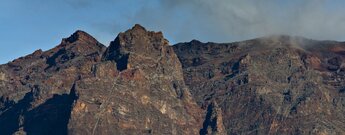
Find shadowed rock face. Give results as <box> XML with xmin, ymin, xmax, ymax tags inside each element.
<box><xmin>200</xmin><ymin>101</ymin><xmax>227</xmax><ymax>135</ymax></box>
<box><xmin>1</xmin><ymin>26</ymin><xmax>345</xmax><ymax>135</ymax></box>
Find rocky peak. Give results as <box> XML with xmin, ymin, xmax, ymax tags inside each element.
<box><xmin>102</xmin><ymin>24</ymin><xmax>172</xmax><ymax>71</ymax></box>
<box><xmin>49</xmin><ymin>30</ymin><xmax>105</xmax><ymax>55</ymax></box>
<box><xmin>131</xmin><ymin>24</ymin><xmax>147</xmax><ymax>32</ymax></box>
<box><xmin>190</xmin><ymin>39</ymin><xmax>203</xmax><ymax>45</ymax></box>
<box><xmin>115</xmin><ymin>24</ymin><xmax>166</xmax><ymax>53</ymax></box>
<box><xmin>42</xmin><ymin>30</ymin><xmax>105</xmax><ymax>71</ymax></box>
<box><xmin>68</xmin><ymin>25</ymin><xmax>203</xmax><ymax>134</ymax></box>
<box><xmin>63</xmin><ymin>30</ymin><xmax>98</xmax><ymax>44</ymax></box>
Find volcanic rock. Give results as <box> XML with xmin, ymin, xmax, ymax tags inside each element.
<box><xmin>0</xmin><ymin>24</ymin><xmax>203</xmax><ymax>135</ymax></box>
<box><xmin>1</xmin><ymin>26</ymin><xmax>345</xmax><ymax>135</ymax></box>
<box><xmin>173</xmin><ymin>36</ymin><xmax>345</xmax><ymax>134</ymax></box>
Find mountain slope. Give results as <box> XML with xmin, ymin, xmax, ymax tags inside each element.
<box><xmin>173</xmin><ymin>36</ymin><xmax>345</xmax><ymax>134</ymax></box>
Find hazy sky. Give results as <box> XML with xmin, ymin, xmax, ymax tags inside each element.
<box><xmin>1</xmin><ymin>0</ymin><xmax>345</xmax><ymax>64</ymax></box>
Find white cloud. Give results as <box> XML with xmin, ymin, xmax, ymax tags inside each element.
<box><xmin>121</xmin><ymin>0</ymin><xmax>345</xmax><ymax>43</ymax></box>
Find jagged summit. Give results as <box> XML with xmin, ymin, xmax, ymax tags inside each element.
<box><xmin>190</xmin><ymin>39</ymin><xmax>203</xmax><ymax>44</ymax></box>
<box><xmin>131</xmin><ymin>24</ymin><xmax>147</xmax><ymax>31</ymax></box>
<box><xmin>50</xmin><ymin>30</ymin><xmax>105</xmax><ymax>54</ymax></box>
<box><xmin>118</xmin><ymin>24</ymin><xmax>165</xmax><ymax>45</ymax></box>
<box><xmin>62</xmin><ymin>30</ymin><xmax>99</xmax><ymax>44</ymax></box>
<box><xmin>103</xmin><ymin>24</ymin><xmax>170</xmax><ymax>67</ymax></box>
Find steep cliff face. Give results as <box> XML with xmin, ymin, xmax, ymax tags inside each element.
<box><xmin>173</xmin><ymin>36</ymin><xmax>345</xmax><ymax>134</ymax></box>
<box><xmin>68</xmin><ymin>24</ymin><xmax>203</xmax><ymax>135</ymax></box>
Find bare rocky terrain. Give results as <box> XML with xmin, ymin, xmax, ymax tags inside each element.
<box><xmin>1</xmin><ymin>25</ymin><xmax>345</xmax><ymax>135</ymax></box>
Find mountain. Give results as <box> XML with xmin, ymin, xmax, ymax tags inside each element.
<box><xmin>173</xmin><ymin>36</ymin><xmax>345</xmax><ymax>134</ymax></box>
<box><xmin>1</xmin><ymin>25</ymin><xmax>345</xmax><ymax>135</ymax></box>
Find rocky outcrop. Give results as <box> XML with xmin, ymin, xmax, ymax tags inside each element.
<box><xmin>0</xmin><ymin>25</ymin><xmax>203</xmax><ymax>135</ymax></box>
<box><xmin>200</xmin><ymin>101</ymin><xmax>227</xmax><ymax>135</ymax></box>
<box><xmin>68</xmin><ymin>24</ymin><xmax>203</xmax><ymax>135</ymax></box>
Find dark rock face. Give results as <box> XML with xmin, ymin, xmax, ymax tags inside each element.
<box><xmin>173</xmin><ymin>36</ymin><xmax>345</xmax><ymax>134</ymax></box>
<box><xmin>1</xmin><ymin>26</ymin><xmax>345</xmax><ymax>135</ymax></box>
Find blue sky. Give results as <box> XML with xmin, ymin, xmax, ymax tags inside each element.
<box><xmin>1</xmin><ymin>0</ymin><xmax>345</xmax><ymax>64</ymax></box>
